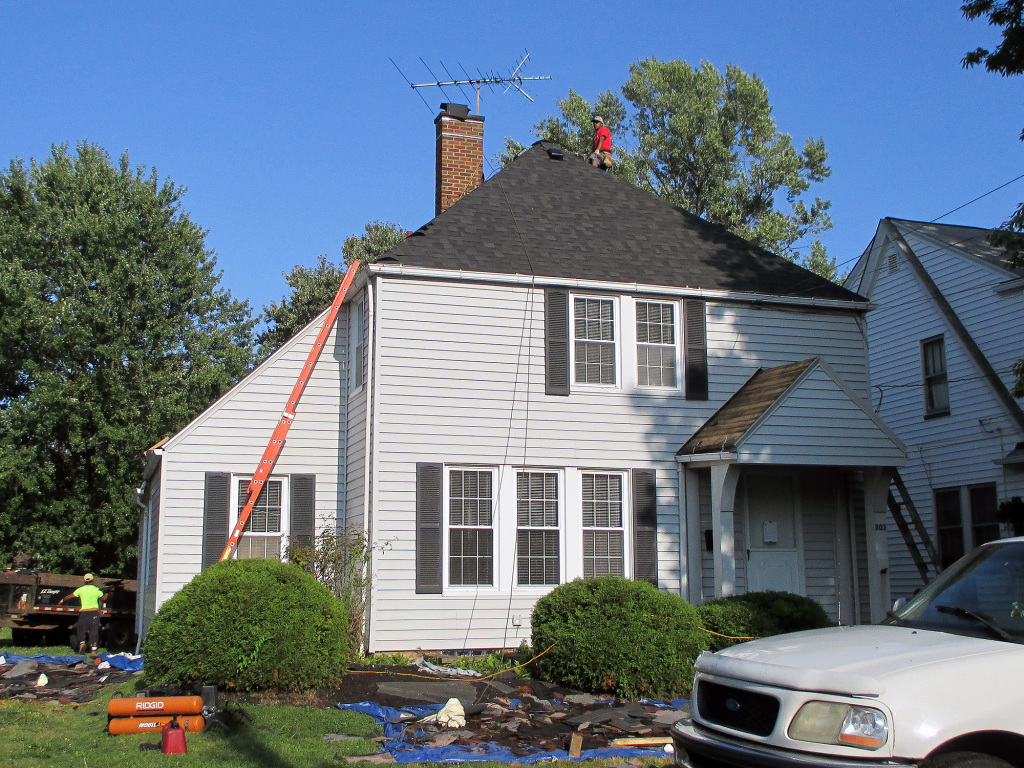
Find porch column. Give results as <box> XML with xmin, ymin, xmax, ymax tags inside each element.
<box><xmin>681</xmin><ymin>466</ymin><xmax>704</xmax><ymax>604</ymax></box>
<box><xmin>710</xmin><ymin>463</ymin><xmax>741</xmax><ymax>598</ymax></box>
<box><xmin>862</xmin><ymin>467</ymin><xmax>893</xmax><ymax>623</ymax></box>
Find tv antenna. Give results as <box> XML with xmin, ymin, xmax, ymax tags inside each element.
<box><xmin>391</xmin><ymin>52</ymin><xmax>551</xmax><ymax>114</ymax></box>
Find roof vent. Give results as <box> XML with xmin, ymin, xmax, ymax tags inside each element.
<box><xmin>545</xmin><ymin>145</ymin><xmax>564</xmax><ymax>160</ymax></box>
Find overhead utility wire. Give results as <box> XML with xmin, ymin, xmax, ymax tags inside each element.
<box><xmin>779</xmin><ymin>172</ymin><xmax>1024</xmax><ymax>299</ymax></box>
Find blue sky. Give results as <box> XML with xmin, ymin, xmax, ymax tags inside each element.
<box><xmin>2</xmin><ymin>1</ymin><xmax>1020</xmax><ymax>315</ymax></box>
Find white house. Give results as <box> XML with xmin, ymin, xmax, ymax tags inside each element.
<box><xmin>136</xmin><ymin>106</ymin><xmax>907</xmax><ymax>652</ymax></box>
<box><xmin>845</xmin><ymin>218</ymin><xmax>1024</xmax><ymax>600</ymax></box>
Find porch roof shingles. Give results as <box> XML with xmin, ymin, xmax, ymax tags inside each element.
<box><xmin>388</xmin><ymin>142</ymin><xmax>866</xmax><ymax>303</ymax></box>
<box><xmin>677</xmin><ymin>358</ymin><xmax>818</xmax><ymax>455</ymax></box>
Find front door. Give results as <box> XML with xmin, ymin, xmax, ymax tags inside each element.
<box><xmin>745</xmin><ymin>473</ymin><xmax>803</xmax><ymax>594</ymax></box>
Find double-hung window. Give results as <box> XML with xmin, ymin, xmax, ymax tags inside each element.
<box><xmin>574</xmin><ymin>297</ymin><xmax>616</xmax><ymax>385</ymax></box>
<box><xmin>922</xmin><ymin>336</ymin><xmax>949</xmax><ymax>417</ymax></box>
<box><xmin>582</xmin><ymin>473</ymin><xmax>625</xmax><ymax>577</ymax></box>
<box><xmin>448</xmin><ymin>469</ymin><xmax>494</xmax><ymax>586</ymax></box>
<box><xmin>517</xmin><ymin>472</ymin><xmax>560</xmax><ymax>585</ymax></box>
<box><xmin>235</xmin><ymin>479</ymin><xmax>284</xmax><ymax>560</ymax></box>
<box><xmin>636</xmin><ymin>301</ymin><xmax>677</xmax><ymax>387</ymax></box>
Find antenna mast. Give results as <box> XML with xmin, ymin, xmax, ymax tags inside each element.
<box><xmin>405</xmin><ymin>52</ymin><xmax>551</xmax><ymax>113</ymax></box>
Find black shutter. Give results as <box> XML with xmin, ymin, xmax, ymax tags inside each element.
<box><xmin>685</xmin><ymin>299</ymin><xmax>708</xmax><ymax>400</ymax></box>
<box><xmin>202</xmin><ymin>472</ymin><xmax>230</xmax><ymax>569</ymax></box>
<box><xmin>290</xmin><ymin>474</ymin><xmax>315</xmax><ymax>549</ymax></box>
<box><xmin>633</xmin><ymin>469</ymin><xmax>658</xmax><ymax>586</ymax></box>
<box><xmin>416</xmin><ymin>463</ymin><xmax>443</xmax><ymax>594</ymax></box>
<box><xmin>545</xmin><ymin>288</ymin><xmax>570</xmax><ymax>396</ymax></box>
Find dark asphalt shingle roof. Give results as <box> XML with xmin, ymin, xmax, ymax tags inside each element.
<box><xmin>387</xmin><ymin>142</ymin><xmax>865</xmax><ymax>303</ymax></box>
<box><xmin>677</xmin><ymin>358</ymin><xmax>818</xmax><ymax>455</ymax></box>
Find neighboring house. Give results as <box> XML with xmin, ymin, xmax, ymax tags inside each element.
<box><xmin>136</xmin><ymin>105</ymin><xmax>906</xmax><ymax>652</ymax></box>
<box><xmin>845</xmin><ymin>218</ymin><xmax>1024</xmax><ymax>600</ymax></box>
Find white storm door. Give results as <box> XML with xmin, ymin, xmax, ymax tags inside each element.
<box><xmin>745</xmin><ymin>473</ymin><xmax>803</xmax><ymax>594</ymax></box>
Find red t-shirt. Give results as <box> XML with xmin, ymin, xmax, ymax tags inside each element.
<box><xmin>592</xmin><ymin>125</ymin><xmax>611</xmax><ymax>152</ymax></box>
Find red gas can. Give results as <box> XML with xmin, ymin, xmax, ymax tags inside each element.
<box><xmin>161</xmin><ymin>717</ymin><xmax>187</xmax><ymax>754</ymax></box>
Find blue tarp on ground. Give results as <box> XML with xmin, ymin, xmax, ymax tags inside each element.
<box><xmin>98</xmin><ymin>653</ymin><xmax>144</xmax><ymax>671</ymax></box>
<box><xmin>1</xmin><ymin>652</ymin><xmax>86</xmax><ymax>666</ymax></box>
<box><xmin>337</xmin><ymin>700</ymin><xmax>682</xmax><ymax>764</ymax></box>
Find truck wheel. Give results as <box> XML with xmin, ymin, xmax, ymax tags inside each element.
<box><xmin>925</xmin><ymin>753</ymin><xmax>1014</xmax><ymax>768</ymax></box>
<box><xmin>104</xmin><ymin>620</ymin><xmax>134</xmax><ymax>650</ymax></box>
<box><xmin>11</xmin><ymin>628</ymin><xmax>37</xmax><ymax>645</ymax></box>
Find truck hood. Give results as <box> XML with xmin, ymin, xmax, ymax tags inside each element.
<box><xmin>698</xmin><ymin>625</ymin><xmax>1018</xmax><ymax>697</ymax></box>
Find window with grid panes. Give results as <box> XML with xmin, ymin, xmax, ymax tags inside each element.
<box><xmin>516</xmin><ymin>472</ymin><xmax>560</xmax><ymax>585</ymax></box>
<box><xmin>235</xmin><ymin>479</ymin><xmax>283</xmax><ymax>560</ymax></box>
<box><xmin>574</xmin><ymin>297</ymin><xmax>616</xmax><ymax>385</ymax></box>
<box><xmin>636</xmin><ymin>301</ymin><xmax>677</xmax><ymax>387</ymax></box>
<box><xmin>935</xmin><ymin>488</ymin><xmax>963</xmax><ymax>570</ymax></box>
<box><xmin>969</xmin><ymin>484</ymin><xmax>1001</xmax><ymax>549</ymax></box>
<box><xmin>582</xmin><ymin>473</ymin><xmax>624</xmax><ymax>577</ymax></box>
<box><xmin>922</xmin><ymin>336</ymin><xmax>949</xmax><ymax>417</ymax></box>
<box><xmin>448</xmin><ymin>469</ymin><xmax>494</xmax><ymax>586</ymax></box>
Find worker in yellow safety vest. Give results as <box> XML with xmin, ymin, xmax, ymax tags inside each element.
<box><xmin>59</xmin><ymin>573</ymin><xmax>107</xmax><ymax>653</ymax></box>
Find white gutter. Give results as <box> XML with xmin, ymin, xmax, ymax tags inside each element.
<box><xmin>368</xmin><ymin>263</ymin><xmax>869</xmax><ymax>312</ymax></box>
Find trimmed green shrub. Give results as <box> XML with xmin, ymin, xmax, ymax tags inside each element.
<box><xmin>530</xmin><ymin>576</ymin><xmax>708</xmax><ymax>699</ymax></box>
<box><xmin>697</xmin><ymin>590</ymin><xmax>833</xmax><ymax>652</ymax></box>
<box><xmin>142</xmin><ymin>559</ymin><xmax>354</xmax><ymax>691</ymax></box>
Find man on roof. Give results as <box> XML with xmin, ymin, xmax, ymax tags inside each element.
<box><xmin>589</xmin><ymin>115</ymin><xmax>613</xmax><ymax>169</ymax></box>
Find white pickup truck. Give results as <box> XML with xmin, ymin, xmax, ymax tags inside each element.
<box><xmin>672</xmin><ymin>537</ymin><xmax>1024</xmax><ymax>768</ymax></box>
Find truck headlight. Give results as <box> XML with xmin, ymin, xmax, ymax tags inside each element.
<box><xmin>789</xmin><ymin>702</ymin><xmax>888</xmax><ymax>750</ymax></box>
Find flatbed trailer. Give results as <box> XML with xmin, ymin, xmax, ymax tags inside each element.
<box><xmin>0</xmin><ymin>571</ymin><xmax>136</xmax><ymax>648</ymax></box>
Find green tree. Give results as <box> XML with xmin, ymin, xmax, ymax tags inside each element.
<box><xmin>511</xmin><ymin>59</ymin><xmax>834</xmax><ymax>275</ymax></box>
<box><xmin>962</xmin><ymin>1</ymin><xmax>1024</xmax><ymax>395</ymax></box>
<box><xmin>0</xmin><ymin>142</ymin><xmax>255</xmax><ymax>576</ymax></box>
<box><xmin>256</xmin><ymin>221</ymin><xmax>404</xmax><ymax>358</ymax></box>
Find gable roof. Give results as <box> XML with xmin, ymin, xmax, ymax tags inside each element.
<box><xmin>678</xmin><ymin>357</ymin><xmax>907</xmax><ymax>466</ymax></box>
<box><xmin>678</xmin><ymin>359</ymin><xmax>817</xmax><ymax>454</ymax></box>
<box><xmin>386</xmin><ymin>142</ymin><xmax>864</xmax><ymax>303</ymax></box>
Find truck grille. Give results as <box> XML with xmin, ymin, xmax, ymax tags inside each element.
<box><xmin>695</xmin><ymin>680</ymin><xmax>780</xmax><ymax>737</ymax></box>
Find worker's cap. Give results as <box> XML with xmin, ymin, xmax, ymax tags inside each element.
<box><xmin>83</xmin><ymin>573</ymin><xmax>94</xmax><ymax>582</ymax></box>
<box><xmin>592</xmin><ymin>115</ymin><xmax>604</xmax><ymax>123</ymax></box>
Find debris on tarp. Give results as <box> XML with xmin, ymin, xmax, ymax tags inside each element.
<box><xmin>97</xmin><ymin>652</ymin><xmax>144</xmax><ymax>672</ymax></box>
<box><xmin>0</xmin><ymin>654</ymin><xmax>140</xmax><ymax>703</ymax></box>
<box><xmin>337</xmin><ymin>681</ymin><xmax>690</xmax><ymax>764</ymax></box>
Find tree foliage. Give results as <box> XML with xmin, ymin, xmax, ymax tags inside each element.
<box><xmin>962</xmin><ymin>1</ymin><xmax>1024</xmax><ymax>394</ymax></box>
<box><xmin>508</xmin><ymin>58</ymin><xmax>838</xmax><ymax>278</ymax></box>
<box><xmin>0</xmin><ymin>142</ymin><xmax>255</xmax><ymax>576</ymax></box>
<box><xmin>256</xmin><ymin>221</ymin><xmax>404</xmax><ymax>359</ymax></box>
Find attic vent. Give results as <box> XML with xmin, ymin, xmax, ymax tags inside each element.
<box><xmin>887</xmin><ymin>251</ymin><xmax>901</xmax><ymax>274</ymax></box>
<box><xmin>545</xmin><ymin>146</ymin><xmax>564</xmax><ymax>160</ymax></box>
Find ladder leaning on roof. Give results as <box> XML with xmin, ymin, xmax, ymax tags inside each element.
<box><xmin>219</xmin><ymin>261</ymin><xmax>360</xmax><ymax>562</ymax></box>
<box><xmin>886</xmin><ymin>469</ymin><xmax>940</xmax><ymax>584</ymax></box>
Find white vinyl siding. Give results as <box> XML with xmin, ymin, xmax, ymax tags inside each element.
<box><xmin>147</xmin><ymin>305</ymin><xmax>348</xmax><ymax>617</ymax></box>
<box><xmin>854</xmin><ymin>222</ymin><xmax>1024</xmax><ymax>602</ymax></box>
<box><xmin>366</xmin><ymin>276</ymin><xmax>874</xmax><ymax>650</ymax></box>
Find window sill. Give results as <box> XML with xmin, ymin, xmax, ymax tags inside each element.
<box><xmin>924</xmin><ymin>410</ymin><xmax>951</xmax><ymax>420</ymax></box>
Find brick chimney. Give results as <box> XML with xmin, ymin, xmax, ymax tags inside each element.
<box><xmin>435</xmin><ymin>103</ymin><xmax>484</xmax><ymax>215</ymax></box>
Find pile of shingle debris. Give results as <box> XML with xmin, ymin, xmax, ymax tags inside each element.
<box><xmin>334</xmin><ymin>666</ymin><xmax>690</xmax><ymax>760</ymax></box>
<box><xmin>0</xmin><ymin>656</ymin><xmax>139</xmax><ymax>704</ymax></box>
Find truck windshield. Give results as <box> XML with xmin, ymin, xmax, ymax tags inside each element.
<box><xmin>893</xmin><ymin>541</ymin><xmax>1024</xmax><ymax>643</ymax></box>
